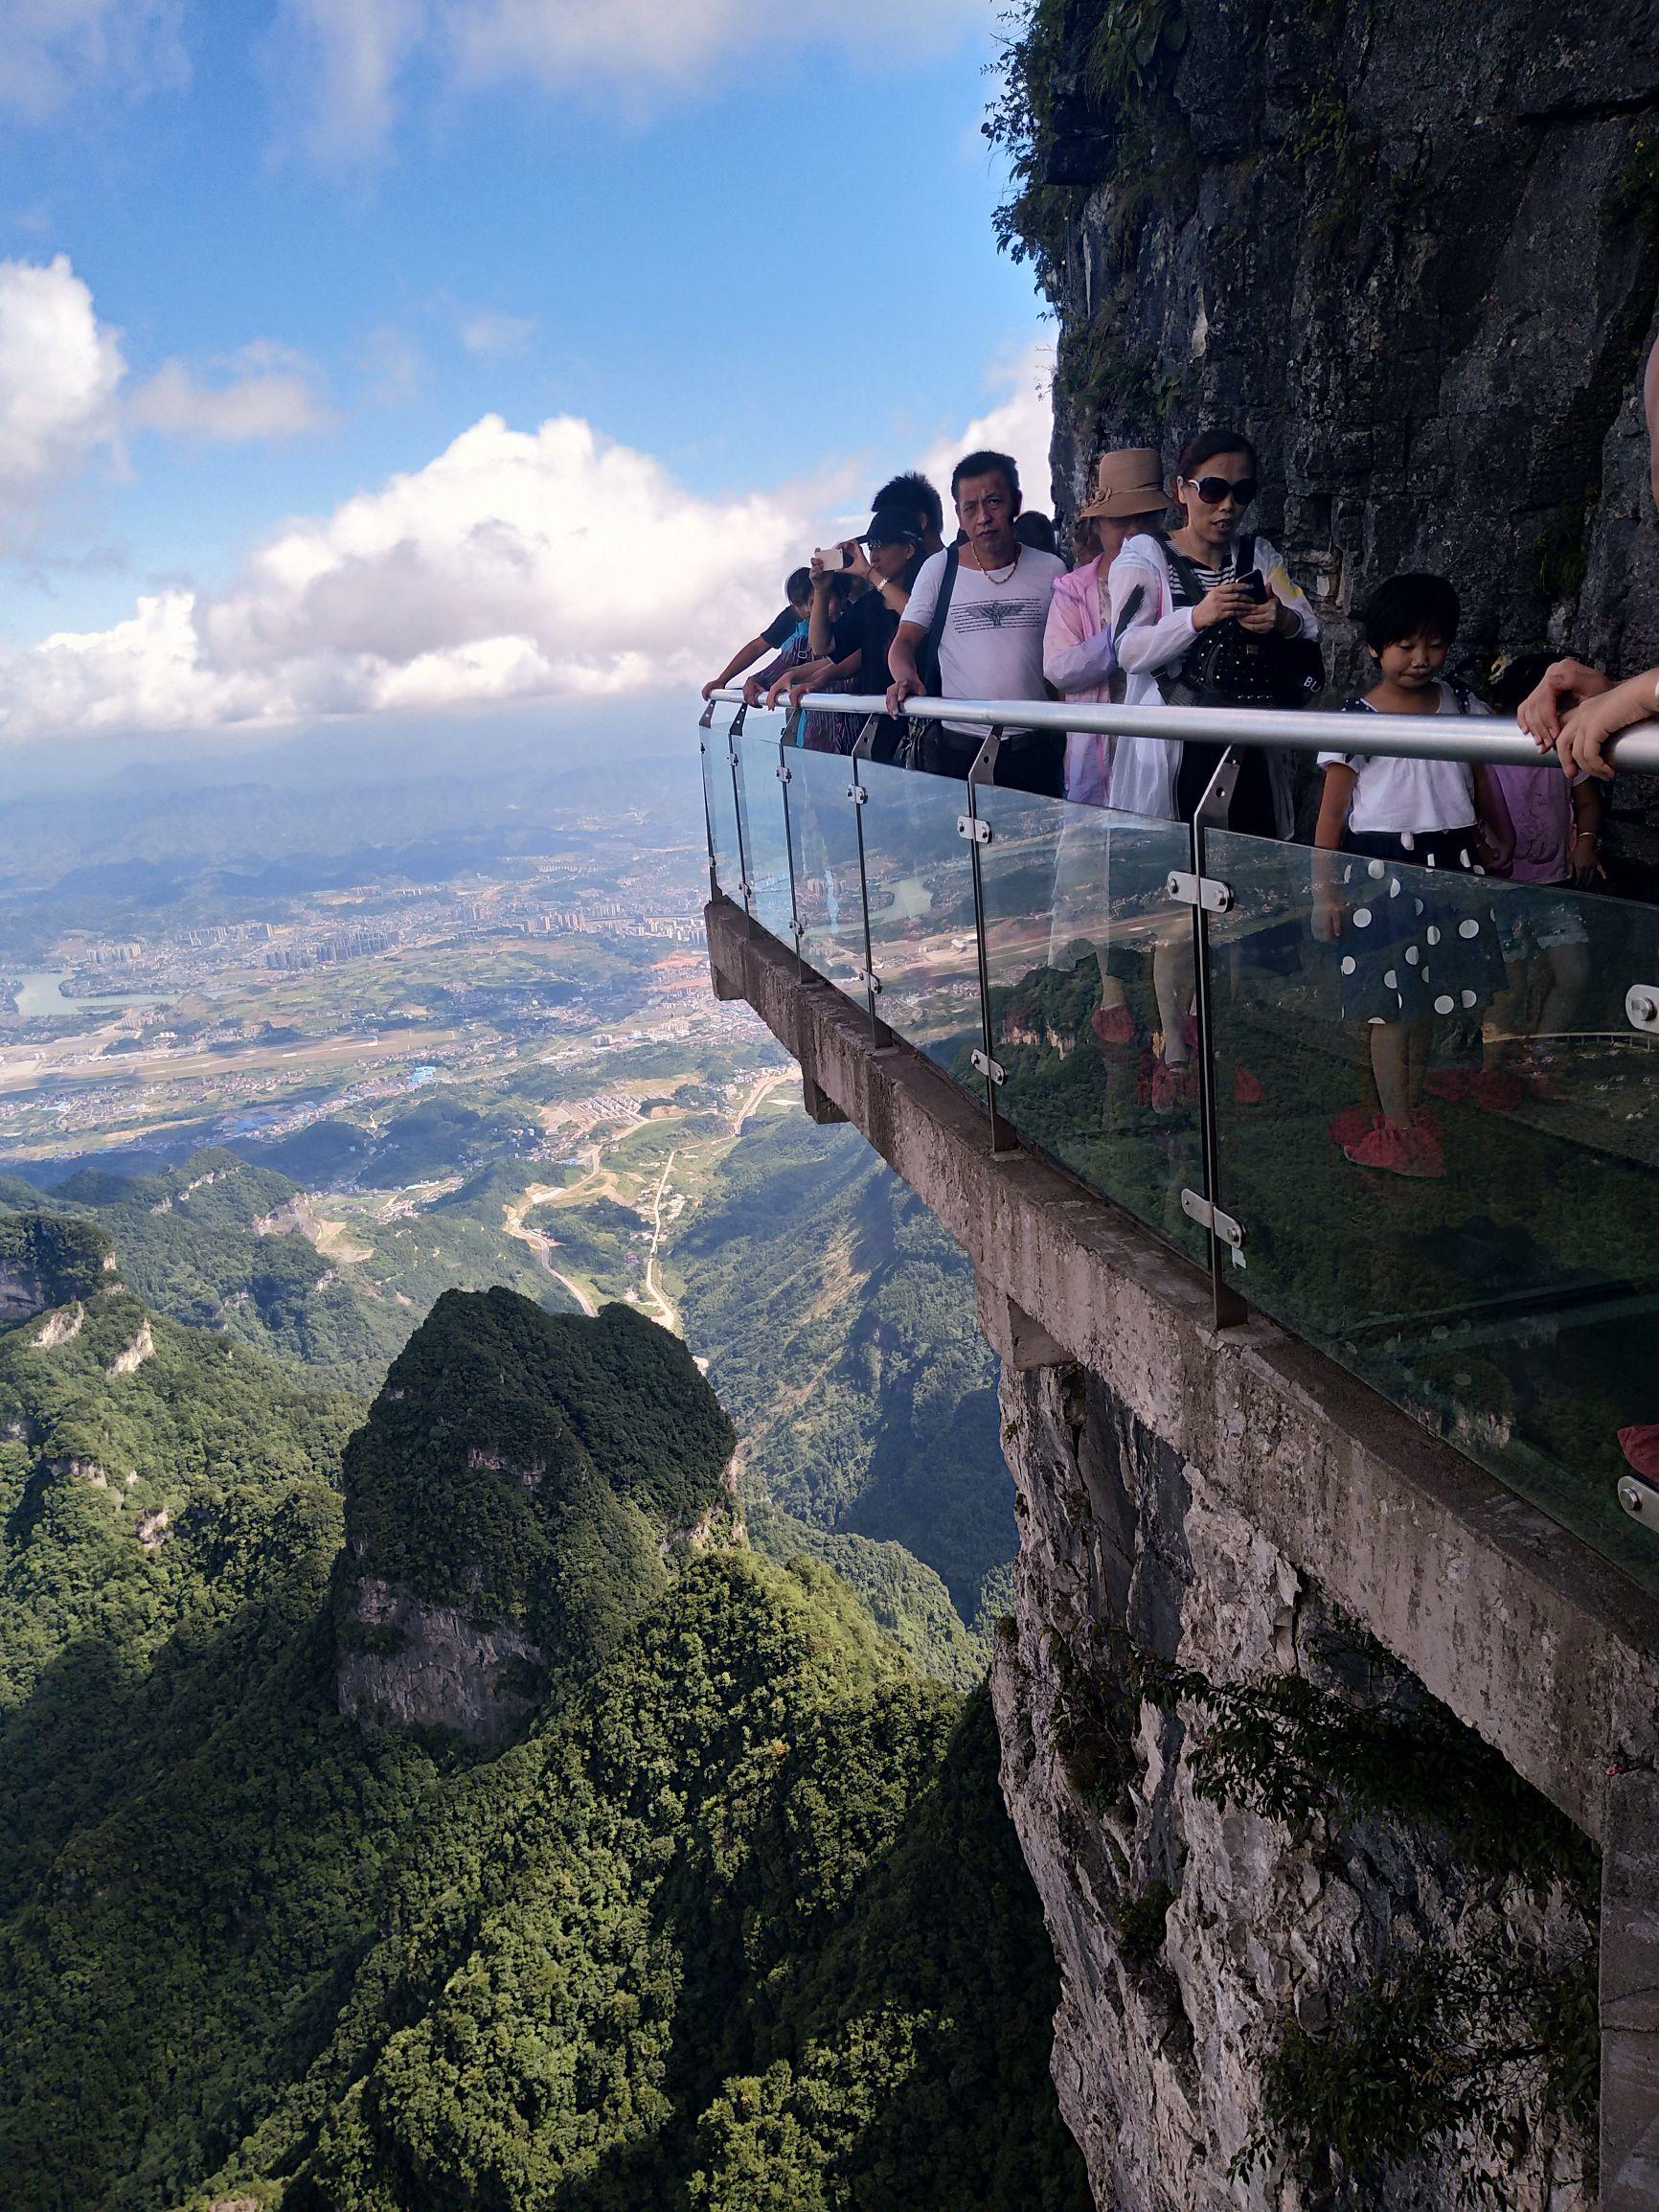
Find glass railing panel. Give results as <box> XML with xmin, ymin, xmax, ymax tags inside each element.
<box><xmin>786</xmin><ymin>741</ymin><xmax>865</xmax><ymax>992</ymax></box>
<box><xmin>974</xmin><ymin>784</ymin><xmax>1208</xmax><ymax>1264</ymax></box>
<box><xmin>702</xmin><ymin>715</ymin><xmax>743</xmax><ymax>903</ymax></box>
<box><xmin>859</xmin><ymin>751</ymin><xmax>984</xmax><ymax>1073</ymax></box>
<box><xmin>732</xmin><ymin>718</ymin><xmax>794</xmax><ymax>945</ymax></box>
<box><xmin>1208</xmin><ymin>828</ymin><xmax>1659</xmax><ymax>1587</ymax></box>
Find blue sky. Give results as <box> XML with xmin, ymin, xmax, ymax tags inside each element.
<box><xmin>0</xmin><ymin>0</ymin><xmax>1050</xmax><ymax>748</ymax></box>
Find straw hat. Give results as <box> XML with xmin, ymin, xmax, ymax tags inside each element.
<box><xmin>1078</xmin><ymin>446</ymin><xmax>1169</xmax><ymax>522</ymax></box>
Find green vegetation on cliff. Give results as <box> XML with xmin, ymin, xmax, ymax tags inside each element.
<box><xmin>0</xmin><ymin>1284</ymin><xmax>1081</xmax><ymax>2212</ymax></box>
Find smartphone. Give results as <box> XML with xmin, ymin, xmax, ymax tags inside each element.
<box><xmin>1240</xmin><ymin>572</ymin><xmax>1270</xmax><ymax>604</ymax></box>
<box><xmin>814</xmin><ymin>544</ymin><xmax>852</xmax><ymax>572</ymax></box>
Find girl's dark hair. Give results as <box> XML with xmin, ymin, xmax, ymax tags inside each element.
<box><xmin>1360</xmin><ymin>572</ymin><xmax>1461</xmax><ymax>650</ymax></box>
<box><xmin>785</xmin><ymin>566</ymin><xmax>812</xmax><ymax>604</ymax></box>
<box><xmin>1174</xmin><ymin>428</ymin><xmax>1258</xmax><ymax>480</ymax></box>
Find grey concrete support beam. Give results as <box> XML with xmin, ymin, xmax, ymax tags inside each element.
<box><xmin>976</xmin><ymin>1275</ymin><xmax>1070</xmax><ymax>1373</ymax></box>
<box><xmin>705</xmin><ymin>893</ymin><xmax>1659</xmax><ymax>1844</ymax></box>
<box><xmin>1603</xmin><ymin>1767</ymin><xmax>1659</xmax><ymax>2207</ymax></box>
<box><xmin>800</xmin><ymin>1070</ymin><xmax>847</xmax><ymax>1126</ymax></box>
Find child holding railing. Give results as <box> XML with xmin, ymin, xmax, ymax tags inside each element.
<box><xmin>1312</xmin><ymin>574</ymin><xmax>1513</xmax><ymax>1179</ymax></box>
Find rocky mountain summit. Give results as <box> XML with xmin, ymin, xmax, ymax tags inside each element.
<box><xmin>334</xmin><ymin>1288</ymin><xmax>739</xmax><ymax>1741</ymax></box>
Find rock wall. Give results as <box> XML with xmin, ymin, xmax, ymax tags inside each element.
<box><xmin>1011</xmin><ymin>0</ymin><xmax>1659</xmax><ymax>856</ymax></box>
<box><xmin>989</xmin><ymin>1357</ymin><xmax>1597</xmax><ymax>2209</ymax></box>
<box><xmin>336</xmin><ymin>1573</ymin><xmax>544</xmax><ymax>1744</ymax></box>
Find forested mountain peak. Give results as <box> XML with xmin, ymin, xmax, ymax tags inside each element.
<box><xmin>0</xmin><ymin>1210</ymin><xmax>115</xmax><ymax>1323</ymax></box>
<box><xmin>334</xmin><ymin>1288</ymin><xmax>739</xmax><ymax>1741</ymax></box>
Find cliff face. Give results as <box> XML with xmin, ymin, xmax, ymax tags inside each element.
<box><xmin>989</xmin><ymin>1359</ymin><xmax>1597</xmax><ymax>2207</ymax></box>
<box><xmin>1002</xmin><ymin>0</ymin><xmax>1659</xmax><ymax>850</ymax></box>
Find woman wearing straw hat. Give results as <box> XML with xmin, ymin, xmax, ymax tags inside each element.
<box><xmin>1043</xmin><ymin>448</ymin><xmax>1170</xmax><ymax>1047</ymax></box>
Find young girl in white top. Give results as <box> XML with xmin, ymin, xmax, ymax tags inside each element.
<box><xmin>1313</xmin><ymin>574</ymin><xmax>1513</xmax><ymax>1179</ymax></box>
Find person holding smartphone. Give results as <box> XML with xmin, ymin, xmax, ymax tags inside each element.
<box><xmin>766</xmin><ymin>511</ymin><xmax>925</xmax><ymax>758</ymax></box>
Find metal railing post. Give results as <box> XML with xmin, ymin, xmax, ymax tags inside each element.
<box><xmin>779</xmin><ymin>705</ymin><xmax>807</xmax><ymax>986</ymax></box>
<box><xmin>1192</xmin><ymin>750</ymin><xmax>1247</xmax><ymax>1331</ymax></box>
<box><xmin>965</xmin><ymin>727</ymin><xmax>1014</xmax><ymax>1156</ymax></box>
<box><xmin>848</xmin><ymin>716</ymin><xmax>884</xmax><ymax>1044</ymax></box>
<box><xmin>726</xmin><ymin>702</ymin><xmax>754</xmax><ymax>924</ymax></box>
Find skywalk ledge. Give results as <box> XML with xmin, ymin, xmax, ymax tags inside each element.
<box><xmin>701</xmin><ymin>666</ymin><xmax>1659</xmax><ymax>2190</ymax></box>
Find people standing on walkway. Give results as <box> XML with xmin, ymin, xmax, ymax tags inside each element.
<box><xmin>1106</xmin><ymin>430</ymin><xmax>1321</xmax><ymax>831</ymax></box>
<box><xmin>1312</xmin><ymin>574</ymin><xmax>1513</xmax><ymax>1179</ymax></box>
<box><xmin>885</xmin><ymin>448</ymin><xmax>1067</xmax><ymax>793</ymax></box>
<box><xmin>701</xmin><ymin>568</ymin><xmax>814</xmax><ymax>701</ymax></box>
<box><xmin>1043</xmin><ymin>448</ymin><xmax>1171</xmax><ymax>1049</ymax></box>
<box><xmin>1044</xmin><ymin>448</ymin><xmax>1170</xmax><ymax>808</ymax></box>
<box><xmin>766</xmin><ymin>510</ymin><xmax>926</xmax><ymax>758</ymax></box>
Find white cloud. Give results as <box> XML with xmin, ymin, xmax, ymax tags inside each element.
<box><xmin>0</xmin><ymin>337</ymin><xmax>1053</xmax><ymax>744</ymax></box>
<box><xmin>279</xmin><ymin>0</ymin><xmax>983</xmax><ymax>152</ymax></box>
<box><xmin>0</xmin><ymin>254</ymin><xmax>125</xmax><ymax>529</ymax></box>
<box><xmin>460</xmin><ymin>309</ymin><xmax>534</xmax><ymax>359</ymax></box>
<box><xmin>0</xmin><ymin>0</ymin><xmax>186</xmax><ymax>120</ymax></box>
<box><xmin>920</xmin><ymin>338</ymin><xmax>1057</xmax><ymax>519</ymax></box>
<box><xmin>275</xmin><ymin>0</ymin><xmax>425</xmax><ymax>158</ymax></box>
<box><xmin>128</xmin><ymin>342</ymin><xmax>337</xmax><ymax>444</ymax></box>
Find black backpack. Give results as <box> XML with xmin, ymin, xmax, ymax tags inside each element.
<box><xmin>1161</xmin><ymin>534</ymin><xmax>1325</xmax><ymax>710</ymax></box>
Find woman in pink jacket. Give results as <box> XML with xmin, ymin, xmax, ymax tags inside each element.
<box><xmin>1043</xmin><ymin>449</ymin><xmax>1170</xmax><ymax>1043</ymax></box>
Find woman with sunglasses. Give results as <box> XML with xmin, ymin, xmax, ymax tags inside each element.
<box><xmin>1105</xmin><ymin>430</ymin><xmax>1319</xmax><ymax>1106</ymax></box>
<box><xmin>1106</xmin><ymin>429</ymin><xmax>1318</xmax><ymax>832</ymax></box>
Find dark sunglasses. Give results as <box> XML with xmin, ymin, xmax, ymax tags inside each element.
<box><xmin>1189</xmin><ymin>474</ymin><xmax>1259</xmax><ymax>507</ymax></box>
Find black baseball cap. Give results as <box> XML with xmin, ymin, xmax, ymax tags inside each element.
<box><xmin>865</xmin><ymin>507</ymin><xmax>922</xmax><ymax>549</ymax></box>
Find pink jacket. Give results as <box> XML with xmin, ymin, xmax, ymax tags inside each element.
<box><xmin>1043</xmin><ymin>558</ymin><xmax>1118</xmax><ymax>807</ymax></box>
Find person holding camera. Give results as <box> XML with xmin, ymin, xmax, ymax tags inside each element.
<box><xmin>765</xmin><ymin>511</ymin><xmax>924</xmax><ymax>757</ymax></box>
<box><xmin>1106</xmin><ymin>429</ymin><xmax>1320</xmax><ymax>833</ymax></box>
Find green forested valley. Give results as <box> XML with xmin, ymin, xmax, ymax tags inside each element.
<box><xmin>0</xmin><ymin>1200</ymin><xmax>1079</xmax><ymax>2211</ymax></box>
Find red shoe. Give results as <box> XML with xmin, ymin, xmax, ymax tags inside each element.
<box><xmin>1233</xmin><ymin>1064</ymin><xmax>1264</xmax><ymax>1106</ymax></box>
<box><xmin>1621</xmin><ymin>1425</ymin><xmax>1659</xmax><ymax>1479</ymax></box>
<box><xmin>1327</xmin><ymin>1103</ymin><xmax>1377</xmax><ymax>1149</ymax></box>
<box><xmin>1423</xmin><ymin>1068</ymin><xmax>1473</xmax><ymax>1102</ymax></box>
<box><xmin>1092</xmin><ymin>1001</ymin><xmax>1137</xmax><ymax>1048</ymax></box>
<box><xmin>1343</xmin><ymin>1116</ymin><xmax>1446</xmax><ymax>1178</ymax></box>
<box><xmin>1150</xmin><ymin>1055</ymin><xmax>1198</xmax><ymax>1116</ymax></box>
<box><xmin>1467</xmin><ymin>1068</ymin><xmax>1525</xmax><ymax>1112</ymax></box>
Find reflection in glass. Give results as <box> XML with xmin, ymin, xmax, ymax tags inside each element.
<box><xmin>974</xmin><ymin>785</ymin><xmax>1209</xmax><ymax>1266</ymax></box>
<box><xmin>703</xmin><ymin>715</ymin><xmax>743</xmax><ymax>904</ymax></box>
<box><xmin>1209</xmin><ymin>828</ymin><xmax>1659</xmax><ymax>1588</ymax></box>
<box><xmin>859</xmin><ymin>755</ymin><xmax>984</xmax><ymax>1071</ymax></box>
<box><xmin>733</xmin><ymin>718</ymin><xmax>795</xmax><ymax>945</ymax></box>
<box><xmin>786</xmin><ymin>743</ymin><xmax>865</xmax><ymax>992</ymax></box>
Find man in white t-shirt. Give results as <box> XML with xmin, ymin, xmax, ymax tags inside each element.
<box><xmin>886</xmin><ymin>448</ymin><xmax>1066</xmax><ymax>792</ymax></box>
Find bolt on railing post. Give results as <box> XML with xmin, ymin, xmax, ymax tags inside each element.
<box><xmin>849</xmin><ymin>716</ymin><xmax>885</xmax><ymax>1044</ymax></box>
<box><xmin>966</xmin><ymin>727</ymin><xmax>1013</xmax><ymax>1156</ymax></box>
<box><xmin>779</xmin><ymin>705</ymin><xmax>807</xmax><ymax>987</ymax></box>
<box><xmin>1192</xmin><ymin>749</ymin><xmax>1247</xmax><ymax>1331</ymax></box>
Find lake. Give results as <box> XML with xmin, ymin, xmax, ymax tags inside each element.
<box><xmin>11</xmin><ymin>970</ymin><xmax>170</xmax><ymax>1019</ymax></box>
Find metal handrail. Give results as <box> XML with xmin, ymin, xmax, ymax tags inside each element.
<box><xmin>707</xmin><ymin>687</ymin><xmax>1659</xmax><ymax>773</ymax></box>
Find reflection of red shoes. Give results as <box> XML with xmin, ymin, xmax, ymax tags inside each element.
<box><xmin>1466</xmin><ymin>1068</ymin><xmax>1525</xmax><ymax>1112</ymax></box>
<box><xmin>1621</xmin><ymin>1425</ymin><xmax>1659</xmax><ymax>1478</ymax></box>
<box><xmin>1327</xmin><ymin>1104</ymin><xmax>1376</xmax><ymax>1149</ymax></box>
<box><xmin>1343</xmin><ymin>1116</ymin><xmax>1446</xmax><ymax>1178</ymax></box>
<box><xmin>1150</xmin><ymin>1055</ymin><xmax>1197</xmax><ymax>1116</ymax></box>
<box><xmin>1092</xmin><ymin>1001</ymin><xmax>1137</xmax><ymax>1048</ymax></box>
<box><xmin>1233</xmin><ymin>1064</ymin><xmax>1263</xmax><ymax>1106</ymax></box>
<box><xmin>1423</xmin><ymin>1068</ymin><xmax>1473</xmax><ymax>1102</ymax></box>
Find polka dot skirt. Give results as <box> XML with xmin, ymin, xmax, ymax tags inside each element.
<box><xmin>1331</xmin><ymin>828</ymin><xmax>1508</xmax><ymax>1025</ymax></box>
